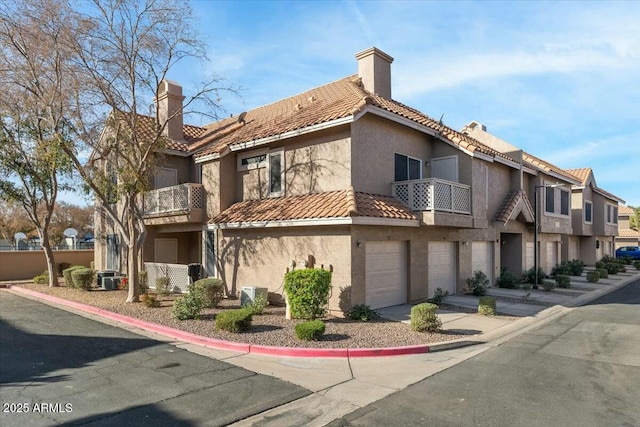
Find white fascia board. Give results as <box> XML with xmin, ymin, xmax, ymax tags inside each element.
<box><xmin>228</xmin><ymin>116</ymin><xmax>354</xmax><ymax>153</ymax></box>
<box><xmin>493</xmin><ymin>155</ymin><xmax>521</xmax><ymax>169</ymax></box>
<box><xmin>194</xmin><ymin>151</ymin><xmax>221</xmax><ymax>164</ymax></box>
<box><xmin>209</xmin><ymin>216</ymin><xmax>419</xmax><ymax>230</ymax></box>
<box><xmin>161</xmin><ymin>148</ymin><xmax>191</xmax><ymax>157</ymax></box>
<box><xmin>593</xmin><ymin>188</ymin><xmax>625</xmax><ymax>204</ymax></box>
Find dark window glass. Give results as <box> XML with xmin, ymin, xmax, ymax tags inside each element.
<box><xmin>409</xmin><ymin>158</ymin><xmax>421</xmax><ymax>180</ymax></box>
<box><xmin>560</xmin><ymin>190</ymin><xmax>569</xmax><ymax>215</ymax></box>
<box><xmin>585</xmin><ymin>202</ymin><xmax>592</xmax><ymax>222</ymax></box>
<box><xmin>269</xmin><ymin>153</ymin><xmax>282</xmax><ymax>194</ymax></box>
<box><xmin>545</xmin><ymin>187</ymin><xmax>555</xmax><ymax>213</ymax></box>
<box><xmin>241</xmin><ymin>154</ymin><xmax>266</xmax><ymax>166</ymax></box>
<box><xmin>613</xmin><ymin>206</ymin><xmax>618</xmax><ymax>224</ymax></box>
<box><xmin>395</xmin><ymin>153</ymin><xmax>408</xmax><ymax>181</ymax></box>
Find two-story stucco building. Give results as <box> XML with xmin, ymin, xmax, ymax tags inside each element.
<box><xmin>94</xmin><ymin>47</ymin><xmax>622</xmax><ymax>313</ymax></box>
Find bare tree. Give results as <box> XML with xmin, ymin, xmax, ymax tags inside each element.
<box><xmin>0</xmin><ymin>0</ymin><xmax>76</xmax><ymax>287</ymax></box>
<box><xmin>62</xmin><ymin>0</ymin><xmax>234</xmax><ymax>302</ymax></box>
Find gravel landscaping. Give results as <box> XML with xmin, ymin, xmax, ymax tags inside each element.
<box><xmin>15</xmin><ymin>283</ymin><xmax>478</xmax><ymax>349</ymax></box>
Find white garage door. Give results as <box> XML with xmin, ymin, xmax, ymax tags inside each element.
<box><xmin>428</xmin><ymin>241</ymin><xmax>457</xmax><ymax>296</ymax></box>
<box><xmin>472</xmin><ymin>241</ymin><xmax>494</xmax><ymax>286</ymax></box>
<box><xmin>365</xmin><ymin>241</ymin><xmax>407</xmax><ymax>309</ymax></box>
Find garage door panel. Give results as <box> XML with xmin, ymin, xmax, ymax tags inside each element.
<box><xmin>365</xmin><ymin>241</ymin><xmax>407</xmax><ymax>309</ymax></box>
<box><xmin>472</xmin><ymin>241</ymin><xmax>494</xmax><ymax>285</ymax></box>
<box><xmin>428</xmin><ymin>242</ymin><xmax>456</xmax><ymax>296</ymax></box>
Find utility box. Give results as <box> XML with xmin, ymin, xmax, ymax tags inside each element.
<box><xmin>102</xmin><ymin>276</ymin><xmax>121</xmax><ymax>291</ymax></box>
<box><xmin>240</xmin><ymin>286</ymin><xmax>268</xmax><ymax>306</ymax></box>
<box><xmin>96</xmin><ymin>270</ymin><xmax>117</xmax><ymax>288</ymax></box>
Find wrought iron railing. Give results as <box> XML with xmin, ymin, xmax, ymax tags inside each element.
<box><xmin>391</xmin><ymin>178</ymin><xmax>471</xmax><ymax>214</ymax></box>
<box><xmin>143</xmin><ymin>183</ymin><xmax>204</xmax><ymax>216</ymax></box>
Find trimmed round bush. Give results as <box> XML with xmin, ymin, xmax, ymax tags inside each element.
<box><xmin>171</xmin><ymin>291</ymin><xmax>206</xmax><ymax>320</ymax></box>
<box><xmin>63</xmin><ymin>265</ymin><xmax>85</xmax><ymax>288</ymax></box>
<box><xmin>597</xmin><ymin>268</ymin><xmax>608</xmax><ymax>279</ymax></box>
<box><xmin>567</xmin><ymin>259</ymin><xmax>585</xmax><ymax>276</ymax></box>
<box><xmin>542</xmin><ymin>279</ymin><xmax>556</xmax><ymax>292</ymax></box>
<box><xmin>410</xmin><ymin>303</ymin><xmax>441</xmax><ymax>332</ymax></box>
<box><xmin>33</xmin><ymin>272</ymin><xmax>49</xmax><ymax>285</ymax></box>
<box><xmin>216</xmin><ymin>308</ymin><xmax>253</xmax><ymax>333</ymax></box>
<box><xmin>478</xmin><ymin>296</ymin><xmax>496</xmax><ymax>316</ymax></box>
<box><xmin>496</xmin><ymin>268</ymin><xmax>519</xmax><ymax>289</ymax></box>
<box><xmin>284</xmin><ymin>268</ymin><xmax>331</xmax><ymax>320</ymax></box>
<box><xmin>193</xmin><ymin>278</ymin><xmax>225</xmax><ymax>308</ymax></box>
<box><xmin>586</xmin><ymin>271</ymin><xmax>600</xmax><ymax>283</ymax></box>
<box><xmin>555</xmin><ymin>274</ymin><xmax>571</xmax><ymax>288</ymax></box>
<box><xmin>70</xmin><ymin>268</ymin><xmax>94</xmax><ymax>290</ymax></box>
<box><xmin>633</xmin><ymin>261</ymin><xmax>640</xmax><ymax>270</ymax></box>
<box><xmin>294</xmin><ymin>320</ymin><xmax>326</xmax><ymax>341</ymax></box>
<box><xmin>155</xmin><ymin>276</ymin><xmax>171</xmax><ymax>295</ymax></box>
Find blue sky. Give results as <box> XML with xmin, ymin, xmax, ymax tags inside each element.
<box><xmin>65</xmin><ymin>0</ymin><xmax>640</xmax><ymax>207</ymax></box>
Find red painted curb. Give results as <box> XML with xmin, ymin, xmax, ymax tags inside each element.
<box><xmin>7</xmin><ymin>286</ymin><xmax>434</xmax><ymax>358</ymax></box>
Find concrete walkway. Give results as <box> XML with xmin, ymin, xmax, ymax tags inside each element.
<box><xmin>2</xmin><ymin>269</ymin><xmax>639</xmax><ymax>427</ymax></box>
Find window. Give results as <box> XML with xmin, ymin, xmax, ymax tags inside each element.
<box><xmin>545</xmin><ymin>186</ymin><xmax>555</xmax><ymax>213</ymax></box>
<box><xmin>238</xmin><ymin>149</ymin><xmax>285</xmax><ymax>197</ymax></box>
<box><xmin>269</xmin><ymin>151</ymin><xmax>283</xmax><ymax>196</ymax></box>
<box><xmin>394</xmin><ymin>153</ymin><xmax>421</xmax><ymax>181</ymax></box>
<box><xmin>560</xmin><ymin>190</ymin><xmax>569</xmax><ymax>215</ymax></box>
<box><xmin>241</xmin><ymin>154</ymin><xmax>267</xmax><ymax>168</ymax></box>
<box><xmin>238</xmin><ymin>150</ymin><xmax>268</xmax><ymax>171</ymax></box>
<box><xmin>584</xmin><ymin>201</ymin><xmax>592</xmax><ymax>223</ymax></box>
<box><xmin>606</xmin><ymin>204</ymin><xmax>618</xmax><ymax>224</ymax></box>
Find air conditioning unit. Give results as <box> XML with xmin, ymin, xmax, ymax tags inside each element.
<box><xmin>96</xmin><ymin>270</ymin><xmax>117</xmax><ymax>288</ymax></box>
<box><xmin>241</xmin><ymin>286</ymin><xmax>268</xmax><ymax>306</ymax></box>
<box><xmin>102</xmin><ymin>276</ymin><xmax>121</xmax><ymax>291</ymax></box>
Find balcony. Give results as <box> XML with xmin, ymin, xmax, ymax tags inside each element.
<box><xmin>392</xmin><ymin>178</ymin><xmax>473</xmax><ymax>227</ymax></box>
<box><xmin>143</xmin><ymin>183</ymin><xmax>205</xmax><ymax>226</ymax></box>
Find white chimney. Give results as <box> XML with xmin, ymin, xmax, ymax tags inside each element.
<box><xmin>157</xmin><ymin>80</ymin><xmax>185</xmax><ymax>141</ymax></box>
<box><xmin>355</xmin><ymin>47</ymin><xmax>394</xmax><ymax>99</ymax></box>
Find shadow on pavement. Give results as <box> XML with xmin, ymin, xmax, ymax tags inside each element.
<box><xmin>0</xmin><ymin>318</ymin><xmax>162</xmax><ymax>386</ymax></box>
<box><xmin>587</xmin><ymin>279</ymin><xmax>640</xmax><ymax>306</ymax></box>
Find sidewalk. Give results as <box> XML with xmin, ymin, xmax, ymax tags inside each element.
<box><xmin>2</xmin><ymin>269</ymin><xmax>639</xmax><ymax>427</ymax></box>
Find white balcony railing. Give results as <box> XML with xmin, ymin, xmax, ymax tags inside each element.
<box><xmin>143</xmin><ymin>183</ymin><xmax>204</xmax><ymax>216</ymax></box>
<box><xmin>392</xmin><ymin>178</ymin><xmax>471</xmax><ymax>214</ymax></box>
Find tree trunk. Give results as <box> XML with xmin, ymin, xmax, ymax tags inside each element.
<box><xmin>125</xmin><ymin>201</ymin><xmax>139</xmax><ymax>302</ymax></box>
<box><xmin>41</xmin><ymin>232</ymin><xmax>59</xmax><ymax>287</ymax></box>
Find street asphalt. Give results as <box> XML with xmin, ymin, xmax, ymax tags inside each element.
<box><xmin>0</xmin><ymin>291</ymin><xmax>309</xmax><ymax>426</ymax></box>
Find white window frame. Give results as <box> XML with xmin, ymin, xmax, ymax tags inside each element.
<box><xmin>237</xmin><ymin>148</ymin><xmax>285</xmax><ymax>197</ymax></box>
<box><xmin>237</xmin><ymin>148</ymin><xmax>268</xmax><ymax>171</ymax></box>
<box><xmin>584</xmin><ymin>200</ymin><xmax>593</xmax><ymax>224</ymax></box>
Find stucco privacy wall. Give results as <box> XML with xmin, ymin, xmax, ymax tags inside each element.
<box><xmin>216</xmin><ymin>226</ymin><xmax>352</xmax><ymax>313</ymax></box>
<box><xmin>0</xmin><ymin>250</ymin><xmax>94</xmax><ymax>281</ymax></box>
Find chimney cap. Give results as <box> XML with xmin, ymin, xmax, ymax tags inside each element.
<box><xmin>355</xmin><ymin>47</ymin><xmax>394</xmax><ymax>63</ymax></box>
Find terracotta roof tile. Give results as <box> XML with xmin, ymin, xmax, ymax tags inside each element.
<box><xmin>210</xmin><ymin>189</ymin><xmax>418</xmax><ymax>225</ymax></box>
<box><xmin>618</xmin><ymin>229</ymin><xmax>640</xmax><ymax>238</ymax></box>
<box><xmin>522</xmin><ymin>152</ymin><xmax>580</xmax><ymax>183</ymax></box>
<box><xmin>619</xmin><ymin>205</ymin><xmax>635</xmax><ymax>215</ymax></box>
<box><xmin>190</xmin><ymin>75</ymin><xmax>511</xmax><ymax>162</ymax></box>
<box><xmin>494</xmin><ymin>190</ymin><xmax>534</xmax><ymax>224</ymax></box>
<box><xmin>565</xmin><ymin>167</ymin><xmax>592</xmax><ymax>185</ymax></box>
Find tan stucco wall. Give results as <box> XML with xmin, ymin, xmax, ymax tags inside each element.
<box><xmin>351</xmin><ymin>115</ymin><xmax>432</xmax><ymax>195</ymax></box>
<box><xmin>486</xmin><ymin>162</ymin><xmax>513</xmax><ymax>221</ymax></box>
<box><xmin>142</xmin><ymin>229</ymin><xmax>201</xmax><ymax>265</ymax></box>
<box><xmin>0</xmin><ymin>250</ymin><xmax>94</xmax><ymax>281</ymax></box>
<box><xmin>216</xmin><ymin>226</ymin><xmax>352</xmax><ymax>313</ymax></box>
<box><xmin>155</xmin><ymin>155</ymin><xmax>193</xmax><ymax>188</ymax></box>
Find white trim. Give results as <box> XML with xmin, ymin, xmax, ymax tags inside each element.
<box><xmin>228</xmin><ymin>116</ymin><xmax>354</xmax><ymax>152</ymax></box>
<box><xmin>209</xmin><ymin>216</ymin><xmax>419</xmax><ymax>230</ymax></box>
<box><xmin>594</xmin><ymin>187</ymin><xmax>625</xmax><ymax>204</ymax></box>
<box><xmin>394</xmin><ymin>152</ymin><xmax>422</xmax><ymax>181</ymax></box>
<box><xmin>268</xmin><ymin>148</ymin><xmax>285</xmax><ymax>197</ymax></box>
<box><xmin>606</xmin><ymin>203</ymin><xmax>618</xmax><ymax>225</ymax></box>
<box><xmin>161</xmin><ymin>148</ymin><xmax>191</xmax><ymax>157</ymax></box>
<box><xmin>237</xmin><ymin>148</ymin><xmax>268</xmax><ymax>171</ymax></box>
<box><xmin>194</xmin><ymin>151</ymin><xmax>220</xmax><ymax>164</ymax></box>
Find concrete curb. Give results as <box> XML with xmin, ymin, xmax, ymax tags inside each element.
<box><xmin>6</xmin><ymin>286</ymin><xmax>433</xmax><ymax>358</ymax></box>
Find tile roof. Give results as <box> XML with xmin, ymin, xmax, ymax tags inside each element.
<box><xmin>565</xmin><ymin>167</ymin><xmax>593</xmax><ymax>185</ymax></box>
<box><xmin>619</xmin><ymin>205</ymin><xmax>635</xmax><ymax>215</ymax></box>
<box><xmin>210</xmin><ymin>188</ymin><xmax>418</xmax><ymax>225</ymax></box>
<box><xmin>618</xmin><ymin>228</ymin><xmax>640</xmax><ymax>238</ymax></box>
<box><xmin>522</xmin><ymin>152</ymin><xmax>580</xmax><ymax>184</ymax></box>
<box><xmin>493</xmin><ymin>190</ymin><xmax>534</xmax><ymax>224</ymax></box>
<box><xmin>190</xmin><ymin>75</ymin><xmax>511</xmax><ymax>162</ymax></box>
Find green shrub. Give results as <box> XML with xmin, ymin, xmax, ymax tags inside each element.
<box><xmin>586</xmin><ymin>271</ymin><xmax>600</xmax><ymax>283</ymax></box>
<box><xmin>597</xmin><ymin>268</ymin><xmax>608</xmax><ymax>279</ymax></box>
<box><xmin>245</xmin><ymin>292</ymin><xmax>268</xmax><ymax>315</ymax></box>
<box><xmin>604</xmin><ymin>262</ymin><xmax>620</xmax><ymax>275</ymax></box>
<box><xmin>633</xmin><ymin>260</ymin><xmax>640</xmax><ymax>270</ymax></box>
<box><xmin>155</xmin><ymin>276</ymin><xmax>171</xmax><ymax>295</ymax></box>
<box><xmin>70</xmin><ymin>268</ymin><xmax>94</xmax><ymax>290</ymax></box>
<box><xmin>465</xmin><ymin>270</ymin><xmax>489</xmax><ymax>296</ymax></box>
<box><xmin>551</xmin><ymin>263</ymin><xmax>571</xmax><ymax>277</ymax></box>
<box><xmin>193</xmin><ymin>278</ymin><xmax>225</xmax><ymax>308</ymax></box>
<box><xmin>542</xmin><ymin>279</ymin><xmax>556</xmax><ymax>292</ymax></box>
<box><xmin>410</xmin><ymin>303</ymin><xmax>441</xmax><ymax>332</ymax></box>
<box><xmin>294</xmin><ymin>320</ymin><xmax>326</xmax><ymax>341</ymax></box>
<box><xmin>141</xmin><ymin>293</ymin><xmax>160</xmax><ymax>308</ymax></box>
<box><xmin>347</xmin><ymin>304</ymin><xmax>380</xmax><ymax>322</ymax></box>
<box><xmin>138</xmin><ymin>270</ymin><xmax>148</xmax><ymax>294</ymax></box>
<box><xmin>478</xmin><ymin>296</ymin><xmax>496</xmax><ymax>316</ymax></box>
<box><xmin>284</xmin><ymin>268</ymin><xmax>331</xmax><ymax>320</ymax></box>
<box><xmin>567</xmin><ymin>259</ymin><xmax>585</xmax><ymax>276</ymax></box>
<box><xmin>595</xmin><ymin>261</ymin><xmax>605</xmax><ymax>270</ymax></box>
<box><xmin>62</xmin><ymin>265</ymin><xmax>85</xmax><ymax>288</ymax></box>
<box><xmin>33</xmin><ymin>272</ymin><xmax>49</xmax><ymax>284</ymax></box>
<box><xmin>427</xmin><ymin>288</ymin><xmax>449</xmax><ymax>305</ymax></box>
<box><xmin>620</xmin><ymin>255</ymin><xmax>632</xmax><ymax>265</ymax></box>
<box><xmin>523</xmin><ymin>267</ymin><xmax>546</xmax><ymax>285</ymax></box>
<box><xmin>496</xmin><ymin>268</ymin><xmax>519</xmax><ymax>289</ymax></box>
<box><xmin>216</xmin><ymin>308</ymin><xmax>253</xmax><ymax>333</ymax></box>
<box><xmin>57</xmin><ymin>262</ymin><xmax>71</xmax><ymax>277</ymax></box>
<box><xmin>555</xmin><ymin>274</ymin><xmax>571</xmax><ymax>288</ymax></box>
<box><xmin>171</xmin><ymin>291</ymin><xmax>207</xmax><ymax>320</ymax></box>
